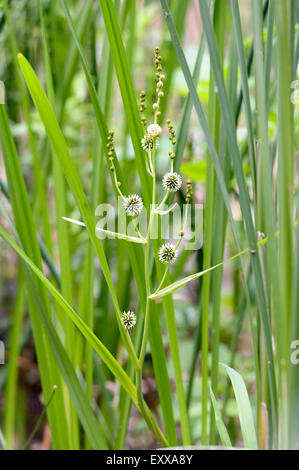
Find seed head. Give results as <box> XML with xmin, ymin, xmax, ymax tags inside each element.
<box><xmin>185</xmin><ymin>179</ymin><xmax>193</xmax><ymax>203</ymax></box>
<box><xmin>139</xmin><ymin>90</ymin><xmax>146</xmax><ymax>113</ymax></box>
<box><xmin>147</xmin><ymin>123</ymin><xmax>162</xmax><ymax>138</ymax></box>
<box><xmin>123</xmin><ymin>194</ymin><xmax>143</xmax><ymax>216</ymax></box>
<box><xmin>141</xmin><ymin>135</ymin><xmax>160</xmax><ymax>152</ymax></box>
<box><xmin>141</xmin><ymin>135</ymin><xmax>154</xmax><ymax>151</ymax></box>
<box><xmin>158</xmin><ymin>243</ymin><xmax>177</xmax><ymax>264</ymax></box>
<box><xmin>107</xmin><ymin>130</ymin><xmax>115</xmax><ymax>157</ymax></box>
<box><xmin>162</xmin><ymin>172</ymin><xmax>182</xmax><ymax>192</ymax></box>
<box><xmin>167</xmin><ymin>120</ymin><xmax>176</xmax><ymax>140</ymax></box>
<box><xmin>121</xmin><ymin>311</ymin><xmax>136</xmax><ymax>330</ymax></box>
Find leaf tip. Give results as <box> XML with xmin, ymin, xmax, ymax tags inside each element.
<box><xmin>17</xmin><ymin>53</ymin><xmax>26</xmax><ymax>67</ymax></box>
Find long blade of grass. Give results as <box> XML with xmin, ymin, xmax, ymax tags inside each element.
<box><xmin>160</xmin><ymin>2</ymin><xmax>279</xmax><ymax>439</ymax></box>
<box><xmin>39</xmin><ymin>0</ymin><xmax>79</xmax><ymax>448</ymax></box>
<box><xmin>3</xmin><ymin>271</ymin><xmax>26</xmax><ymax>449</ymax></box>
<box><xmin>76</xmin><ymin>4</ymin><xmax>116</xmax><ymax>447</ymax></box>
<box><xmin>17</xmin><ymin>52</ymin><xmax>139</xmax><ymax>371</ymax></box>
<box><xmin>21</xmin><ymin>386</ymin><xmax>58</xmax><ymax>450</ymax></box>
<box><xmin>23</xmin><ymin>269</ymin><xmax>108</xmax><ymax>450</ymax></box>
<box><xmin>0</xmin><ymin>103</ymin><xmax>71</xmax><ymax>449</ymax></box>
<box><xmin>62</xmin><ymin>217</ymin><xmax>146</xmax><ymax>244</ymax></box>
<box><xmin>58</xmin><ymin>0</ymin><xmax>121</xmax><ymax>196</ymax></box>
<box><xmin>230</xmin><ymin>0</ymin><xmax>257</xmax><ymax>200</ymax></box>
<box><xmin>209</xmin><ymin>19</ymin><xmax>239</xmax><ymax>445</ymax></box>
<box><xmin>96</xmin><ymin>0</ymin><xmax>151</xmax><ymax>207</ymax></box>
<box><xmin>56</xmin><ymin>0</ymin><xmax>95</xmax><ymax>119</ymax></box>
<box><xmin>209</xmin><ymin>385</ymin><xmax>232</xmax><ymax>447</ymax></box>
<box><xmin>235</xmin><ymin>0</ymin><xmax>270</xmax><ymax>125</ymax></box>
<box><xmin>289</xmin><ymin>197</ymin><xmax>299</xmax><ymax>448</ymax></box>
<box><xmin>3</xmin><ymin>0</ymin><xmax>52</xmax><ymax>252</ymax></box>
<box><xmin>221</xmin><ymin>364</ymin><xmax>258</xmax><ymax>449</ymax></box>
<box><xmin>274</xmin><ymin>0</ymin><xmax>294</xmax><ymax>448</ymax></box>
<box><xmin>200</xmin><ymin>0</ymin><xmax>226</xmax><ymax>443</ymax></box>
<box><xmin>250</xmin><ymin>0</ymin><xmax>280</xmax><ymax>444</ymax></box>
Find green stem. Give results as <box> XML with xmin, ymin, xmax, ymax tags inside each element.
<box><xmin>201</xmin><ymin>0</ymin><xmax>225</xmax><ymax>443</ymax></box>
<box><xmin>4</xmin><ymin>271</ymin><xmax>26</xmax><ymax>449</ymax></box>
<box><xmin>21</xmin><ymin>386</ymin><xmax>58</xmax><ymax>450</ymax></box>
<box><xmin>274</xmin><ymin>0</ymin><xmax>294</xmax><ymax>449</ymax></box>
<box><xmin>135</xmin><ymin>139</ymin><xmax>169</xmax><ymax>445</ymax></box>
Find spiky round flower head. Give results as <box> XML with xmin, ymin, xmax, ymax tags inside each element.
<box><xmin>158</xmin><ymin>243</ymin><xmax>177</xmax><ymax>264</ymax></box>
<box><xmin>147</xmin><ymin>124</ymin><xmax>162</xmax><ymax>138</ymax></box>
<box><xmin>162</xmin><ymin>172</ymin><xmax>182</xmax><ymax>192</ymax></box>
<box><xmin>121</xmin><ymin>311</ymin><xmax>136</xmax><ymax>330</ymax></box>
<box><xmin>141</xmin><ymin>135</ymin><xmax>160</xmax><ymax>152</ymax></box>
<box><xmin>123</xmin><ymin>194</ymin><xmax>143</xmax><ymax>216</ymax></box>
<box><xmin>141</xmin><ymin>135</ymin><xmax>154</xmax><ymax>151</ymax></box>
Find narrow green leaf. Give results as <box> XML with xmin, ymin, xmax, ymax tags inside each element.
<box><xmin>174</xmin><ymin>35</ymin><xmax>205</xmax><ymax>172</ymax></box>
<box><xmin>0</xmin><ymin>208</ymin><xmax>107</xmax><ymax>449</ymax></box>
<box><xmin>4</xmin><ymin>272</ymin><xmax>26</xmax><ymax>449</ymax></box>
<box><xmin>149</xmin><ymin>238</ymin><xmax>268</xmax><ymax>300</ymax></box>
<box><xmin>39</xmin><ymin>1</ymin><xmax>79</xmax><ymax>448</ymax></box>
<box><xmin>0</xmin><ymin>224</ymin><xmax>136</xmax><ymax>399</ymax></box>
<box><xmin>230</xmin><ymin>0</ymin><xmax>257</xmax><ymax>199</ymax></box>
<box><xmin>95</xmin><ymin>0</ymin><xmax>152</xmax><ymax>207</ymax></box>
<box><xmin>62</xmin><ymin>217</ymin><xmax>147</xmax><ymax>244</ymax></box>
<box><xmin>17</xmin><ymin>52</ymin><xmax>140</xmax><ymax>371</ymax></box>
<box><xmin>221</xmin><ymin>364</ymin><xmax>258</xmax><ymax>449</ymax></box>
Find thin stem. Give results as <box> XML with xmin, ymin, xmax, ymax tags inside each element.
<box><xmin>147</xmin><ymin>148</ymin><xmax>154</xmax><ymax>175</ymax></box>
<box><xmin>155</xmin><ymin>191</ymin><xmax>170</xmax><ymax>213</ymax></box>
<box><xmin>155</xmin><ymin>265</ymin><xmax>169</xmax><ymax>294</ymax></box>
<box><xmin>21</xmin><ymin>386</ymin><xmax>58</xmax><ymax>450</ymax></box>
<box><xmin>136</xmin><ymin>138</ymin><xmax>161</xmax><ymax>440</ymax></box>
